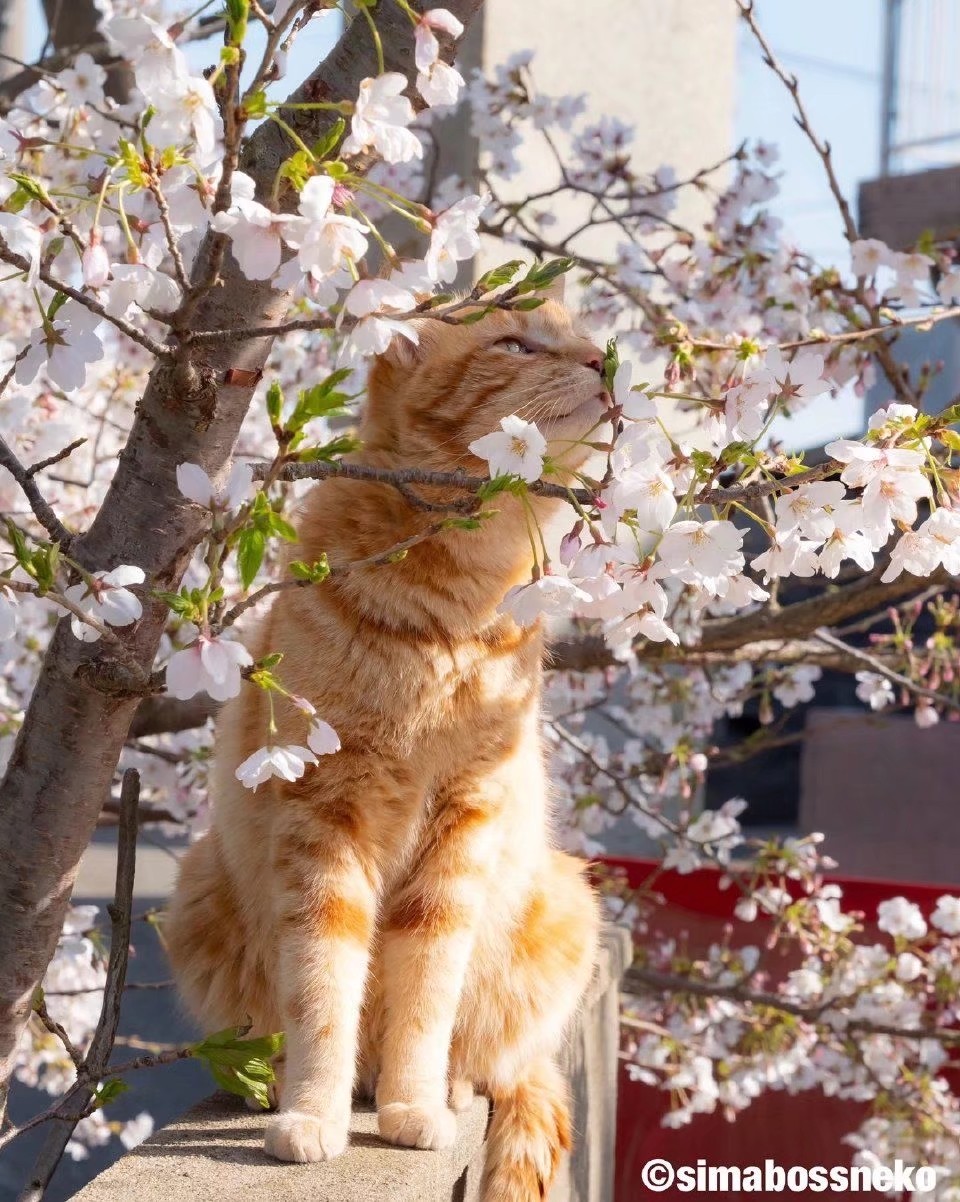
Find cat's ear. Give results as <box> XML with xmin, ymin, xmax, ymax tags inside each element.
<box><xmin>379</xmin><ymin>319</ymin><xmax>431</xmax><ymax>369</ymax></box>
<box><xmin>539</xmin><ymin>272</ymin><xmax>567</xmax><ymax>305</ymax></box>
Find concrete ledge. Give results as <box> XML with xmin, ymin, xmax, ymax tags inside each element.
<box><xmin>72</xmin><ymin>1093</ymin><xmax>491</xmax><ymax>1202</ymax></box>
<box><xmin>72</xmin><ymin>926</ymin><xmax>632</xmax><ymax>1202</ymax></box>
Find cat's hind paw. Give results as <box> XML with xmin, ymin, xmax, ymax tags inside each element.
<box><xmin>378</xmin><ymin>1102</ymin><xmax>457</xmax><ymax>1150</ymax></box>
<box><xmin>449</xmin><ymin>1079</ymin><xmax>475</xmax><ymax>1112</ymax></box>
<box><xmin>264</xmin><ymin>1111</ymin><xmax>349</xmax><ymax>1163</ymax></box>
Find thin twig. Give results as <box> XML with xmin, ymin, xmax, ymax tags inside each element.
<box><xmin>18</xmin><ymin>770</ymin><xmax>139</xmax><ymax>1201</ymax></box>
<box><xmin>217</xmin><ymin>516</ymin><xmax>454</xmax><ymax>630</ymax></box>
<box><xmin>0</xmin><ymin>432</ymin><xmax>74</xmax><ymax>548</ymax></box>
<box><xmin>813</xmin><ymin>627</ymin><xmax>960</xmax><ymax>712</ymax></box>
<box><xmin>26</xmin><ymin>439</ymin><xmax>87</xmax><ymax>479</ymax></box>
<box><xmin>31</xmin><ymin>1000</ymin><xmax>83</xmax><ymax>1072</ymax></box>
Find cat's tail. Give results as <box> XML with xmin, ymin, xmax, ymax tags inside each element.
<box><xmin>481</xmin><ymin>1058</ymin><xmax>571</xmax><ymax>1202</ymax></box>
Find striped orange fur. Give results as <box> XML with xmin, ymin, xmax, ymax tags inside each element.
<box><xmin>165</xmin><ymin>299</ymin><xmax>603</xmax><ymax>1199</ymax></box>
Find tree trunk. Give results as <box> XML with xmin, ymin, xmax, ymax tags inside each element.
<box><xmin>0</xmin><ymin>0</ymin><xmax>484</xmax><ymax>1114</ymax></box>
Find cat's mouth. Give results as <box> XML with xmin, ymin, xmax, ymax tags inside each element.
<box><xmin>541</xmin><ymin>391</ymin><xmax>611</xmax><ymax>429</ymax></box>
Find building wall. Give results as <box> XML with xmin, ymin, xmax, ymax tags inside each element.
<box><xmin>479</xmin><ymin>0</ymin><xmax>738</xmax><ymax>250</ymax></box>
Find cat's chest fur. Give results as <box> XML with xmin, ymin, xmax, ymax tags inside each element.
<box><xmin>372</xmin><ymin>618</ymin><xmax>543</xmax><ymax>757</ymax></box>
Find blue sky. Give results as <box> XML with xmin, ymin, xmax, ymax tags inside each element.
<box><xmin>735</xmin><ymin>0</ymin><xmax>885</xmax><ymax>442</ymax></box>
<box><xmin>736</xmin><ymin>0</ymin><xmax>884</xmax><ymax>269</ymax></box>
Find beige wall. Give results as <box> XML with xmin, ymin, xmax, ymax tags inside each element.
<box><xmin>478</xmin><ymin>0</ymin><xmax>738</xmax><ymax>255</ymax></box>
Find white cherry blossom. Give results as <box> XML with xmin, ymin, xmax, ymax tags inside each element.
<box><xmin>0</xmin><ymin>590</ymin><xmax>18</xmax><ymax>641</ymax></box>
<box><xmin>657</xmin><ymin>520</ymin><xmax>745</xmax><ymax>592</ymax></box>
<box><xmin>0</xmin><ymin>211</ymin><xmax>42</xmax><ymax>285</ymax></box>
<box><xmin>235</xmin><ymin>744</ymin><xmax>318</xmax><ymax>790</ymax></box>
<box><xmin>417</xmin><ymin>61</ymin><xmax>465</xmax><ymax>109</ymax></box>
<box><xmin>177</xmin><ymin>461</ymin><xmax>253</xmax><ymax>512</ymax></box>
<box><xmin>469</xmin><ymin>414</ymin><xmax>547</xmax><ymax>482</ymax></box>
<box><xmin>931</xmin><ymin>896</ymin><xmax>960</xmax><ymax>935</ymax></box>
<box><xmin>426</xmin><ymin>194</ymin><xmax>486</xmax><ymax>283</ymax></box>
<box><xmin>850</xmin><ymin>238</ymin><xmax>891</xmax><ymax>277</ymax></box>
<box><xmin>774</xmin><ymin>481</ymin><xmax>845</xmax><ymax>541</ymax></box>
<box><xmin>499</xmin><ymin>574</ymin><xmax>591</xmax><ymax>627</ymax></box>
<box><xmin>307</xmin><ymin>719</ymin><xmax>341</xmax><ymax>756</ymax></box>
<box><xmin>63</xmin><ymin>566</ymin><xmax>145</xmax><ymax>642</ymax></box>
<box><xmin>166</xmin><ymin>635</ymin><xmax>253</xmax><ymax>702</ymax></box>
<box><xmin>342</xmin><ymin>74</ymin><xmax>423</xmax><ymax>163</ymax></box>
<box><xmin>855</xmin><ymin>671</ymin><xmax>894</xmax><ymax>711</ymax></box>
<box><xmin>16</xmin><ymin>301</ymin><xmax>105</xmax><ymax>392</ymax></box>
<box><xmin>414</xmin><ymin>8</ymin><xmax>465</xmax><ymax>72</ymax></box>
<box><xmin>752</xmin><ymin>528</ymin><xmax>819</xmax><ymax>582</ymax></box>
<box><xmin>877</xmin><ymin>897</ymin><xmax>927</xmax><ymax>941</ymax></box>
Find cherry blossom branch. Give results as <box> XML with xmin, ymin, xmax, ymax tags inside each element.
<box><xmin>183</xmin><ymin>283</ymin><xmax>556</xmax><ymax>344</ymax></box>
<box><xmin>813</xmin><ymin>627</ymin><xmax>960</xmax><ymax>712</ymax></box>
<box><xmin>0</xmin><ymin>244</ymin><xmax>174</xmax><ymax>360</ymax></box>
<box><xmin>146</xmin><ymin>180</ymin><xmax>190</xmax><ymax>297</ymax></box>
<box><xmin>216</xmin><ymin>515</ymin><xmax>457</xmax><ymax>631</ymax></box>
<box><xmin>691</xmin><ymin>304</ymin><xmax>960</xmax><ymax>355</ymax></box>
<box><xmin>624</xmin><ymin>964</ymin><xmax>960</xmax><ymax>1046</ymax></box>
<box><xmin>266</xmin><ymin>456</ymin><xmax>842</xmax><ymax>509</ymax></box>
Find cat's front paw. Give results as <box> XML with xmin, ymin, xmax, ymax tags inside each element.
<box><xmin>264</xmin><ymin>1110</ymin><xmax>349</xmax><ymax>1163</ymax></box>
<box><xmin>378</xmin><ymin>1101</ymin><xmax>457</xmax><ymax>1150</ymax></box>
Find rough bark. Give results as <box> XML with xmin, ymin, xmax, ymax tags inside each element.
<box><xmin>0</xmin><ymin>0</ymin><xmax>484</xmax><ymax>1111</ymax></box>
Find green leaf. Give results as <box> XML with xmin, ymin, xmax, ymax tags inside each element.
<box><xmin>155</xmin><ymin>588</ymin><xmax>201</xmax><ymax>619</ymax></box>
<box><xmin>237</xmin><ymin>528</ymin><xmax>266</xmax><ymax>590</ymax></box>
<box><xmin>602</xmin><ymin>336</ymin><xmax>620</xmax><ymax>393</ymax></box>
<box><xmin>298</xmin><ymin>433</ymin><xmax>361</xmax><ymax>462</ymax></box>
<box><xmin>117</xmin><ymin>140</ymin><xmax>146</xmax><ymax>188</ymax></box>
<box><xmin>289</xmin><ymin>555</ymin><xmax>330</xmax><ymax>583</ymax></box>
<box><xmin>477</xmin><ymin>473</ymin><xmax>527</xmax><ymax>501</ymax></box>
<box><xmin>511</xmin><ymin>296</ymin><xmax>546</xmax><ymax>310</ymax></box>
<box><xmin>515</xmin><ymin>256</ymin><xmax>575</xmax><ymax>294</ymax></box>
<box><xmin>937</xmin><ymin>402</ymin><xmax>960</xmax><ymax>428</ymax></box>
<box><xmin>224</xmin><ymin>0</ymin><xmax>249</xmax><ymax>43</ymax></box>
<box><xmin>288</xmin><ymin>371</ymin><xmax>354</xmax><ymax>432</ymax></box>
<box><xmin>6</xmin><ymin>521</ymin><xmax>31</xmax><ymax>571</ymax></box>
<box><xmin>191</xmin><ymin>1028</ymin><xmax>284</xmax><ymax>1110</ymax></box>
<box><xmin>8</xmin><ymin>172</ymin><xmax>51</xmax><ymax>206</ymax></box>
<box><xmin>940</xmin><ymin>429</ymin><xmax>960</xmax><ymax>452</ymax></box>
<box><xmin>267</xmin><ymin>513</ymin><xmax>298</xmax><ymax>542</ymax></box>
<box><xmin>47</xmin><ymin>291</ymin><xmax>69</xmax><ymax>321</ymax></box>
<box><xmin>244</xmin><ymin>89</ymin><xmax>267</xmax><ymax>120</ymax></box>
<box><xmin>90</xmin><ymin>1078</ymin><xmax>129</xmax><ymax>1111</ymax></box>
<box><xmin>278</xmin><ymin>150</ymin><xmax>315</xmax><ymax>192</ymax></box>
<box><xmin>475</xmin><ymin>259</ymin><xmax>524</xmax><ymax>293</ymax></box>
<box><xmin>441</xmin><ymin>512</ymin><xmax>495</xmax><ymax>530</ymax></box>
<box><xmin>266</xmin><ymin>380</ymin><xmax>284</xmax><ymax>426</ymax></box>
<box><xmin>313</xmin><ymin>118</ymin><xmax>346</xmax><ymax>161</ymax></box>
<box><xmin>460</xmin><ymin>305</ymin><xmax>495</xmax><ymax>325</ymax></box>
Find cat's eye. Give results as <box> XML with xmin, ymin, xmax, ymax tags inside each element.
<box><xmin>497</xmin><ymin>337</ymin><xmax>534</xmax><ymax>355</ymax></box>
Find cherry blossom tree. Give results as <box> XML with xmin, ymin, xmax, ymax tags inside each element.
<box><xmin>3</xmin><ymin>0</ymin><xmax>960</xmax><ymax>1193</ymax></box>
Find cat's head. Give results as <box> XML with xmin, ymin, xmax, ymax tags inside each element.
<box><xmin>362</xmin><ymin>297</ymin><xmax>609</xmax><ymax>474</ymax></box>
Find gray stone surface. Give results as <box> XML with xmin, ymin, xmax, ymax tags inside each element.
<box><xmin>68</xmin><ymin>927</ymin><xmax>631</xmax><ymax>1202</ymax></box>
<box><xmin>70</xmin><ymin>1094</ymin><xmax>490</xmax><ymax>1202</ymax></box>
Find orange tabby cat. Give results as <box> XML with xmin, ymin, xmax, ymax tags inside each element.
<box><xmin>166</xmin><ymin>296</ymin><xmax>605</xmax><ymax>1201</ymax></box>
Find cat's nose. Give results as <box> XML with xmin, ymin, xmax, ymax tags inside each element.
<box><xmin>580</xmin><ymin>347</ymin><xmax>604</xmax><ymax>374</ymax></box>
